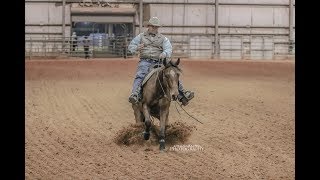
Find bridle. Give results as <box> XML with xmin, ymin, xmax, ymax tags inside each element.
<box><xmin>156</xmin><ymin>61</ymin><xmax>175</xmax><ymax>102</ymax></box>
<box><xmin>157</xmin><ymin>59</ymin><xmax>177</xmax><ymax>102</ymax></box>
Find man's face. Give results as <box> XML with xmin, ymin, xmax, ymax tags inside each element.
<box><xmin>147</xmin><ymin>25</ymin><xmax>159</xmax><ymax>34</ymax></box>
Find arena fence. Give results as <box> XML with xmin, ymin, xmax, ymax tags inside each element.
<box><xmin>25</xmin><ymin>35</ymin><xmax>133</xmax><ymax>59</ymax></box>
<box><xmin>25</xmin><ymin>35</ymin><xmax>294</xmax><ymax>60</ymax></box>
<box><xmin>171</xmin><ymin>35</ymin><xmax>294</xmax><ymax>60</ymax></box>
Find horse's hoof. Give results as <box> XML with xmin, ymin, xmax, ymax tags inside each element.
<box><xmin>160</xmin><ymin>149</ymin><xmax>165</xmax><ymax>153</ymax></box>
<box><xmin>143</xmin><ymin>132</ymin><xmax>150</xmax><ymax>140</ymax></box>
<box><xmin>159</xmin><ymin>139</ymin><xmax>165</xmax><ymax>151</ymax></box>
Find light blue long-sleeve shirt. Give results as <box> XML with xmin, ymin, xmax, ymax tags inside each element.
<box><xmin>128</xmin><ymin>32</ymin><xmax>172</xmax><ymax>58</ymax></box>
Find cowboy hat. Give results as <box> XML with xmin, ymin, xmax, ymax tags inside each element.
<box><xmin>143</xmin><ymin>17</ymin><xmax>162</xmax><ymax>27</ymax></box>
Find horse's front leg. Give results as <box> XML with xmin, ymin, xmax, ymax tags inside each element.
<box><xmin>142</xmin><ymin>103</ymin><xmax>151</xmax><ymax>140</ymax></box>
<box><xmin>159</xmin><ymin>100</ymin><xmax>170</xmax><ymax>151</ymax></box>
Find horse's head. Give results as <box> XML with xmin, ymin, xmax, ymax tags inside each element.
<box><xmin>162</xmin><ymin>58</ymin><xmax>182</xmax><ymax>101</ymax></box>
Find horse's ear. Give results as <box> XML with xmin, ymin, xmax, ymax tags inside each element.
<box><xmin>163</xmin><ymin>58</ymin><xmax>171</xmax><ymax>67</ymax></box>
<box><xmin>175</xmin><ymin>58</ymin><xmax>180</xmax><ymax>66</ymax></box>
<box><xmin>162</xmin><ymin>58</ymin><xmax>167</xmax><ymax>66</ymax></box>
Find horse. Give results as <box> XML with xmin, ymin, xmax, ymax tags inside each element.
<box><xmin>131</xmin><ymin>58</ymin><xmax>182</xmax><ymax>151</ymax></box>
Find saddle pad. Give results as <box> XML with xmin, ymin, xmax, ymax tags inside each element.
<box><xmin>141</xmin><ymin>66</ymin><xmax>165</xmax><ymax>87</ymax></box>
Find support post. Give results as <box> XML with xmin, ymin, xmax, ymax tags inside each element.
<box><xmin>139</xmin><ymin>0</ymin><xmax>143</xmax><ymax>33</ymax></box>
<box><xmin>214</xmin><ymin>0</ymin><xmax>219</xmax><ymax>59</ymax></box>
<box><xmin>62</xmin><ymin>0</ymin><xmax>66</xmax><ymax>52</ymax></box>
<box><xmin>289</xmin><ymin>0</ymin><xmax>294</xmax><ymax>54</ymax></box>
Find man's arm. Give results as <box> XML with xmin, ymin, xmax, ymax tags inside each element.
<box><xmin>160</xmin><ymin>37</ymin><xmax>173</xmax><ymax>58</ymax></box>
<box><xmin>128</xmin><ymin>33</ymin><xmax>142</xmax><ymax>54</ymax></box>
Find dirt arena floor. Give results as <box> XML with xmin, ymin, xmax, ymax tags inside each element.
<box><xmin>25</xmin><ymin>58</ymin><xmax>295</xmax><ymax>179</ymax></box>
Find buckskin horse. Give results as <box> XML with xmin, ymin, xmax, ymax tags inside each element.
<box><xmin>131</xmin><ymin>58</ymin><xmax>182</xmax><ymax>151</ymax></box>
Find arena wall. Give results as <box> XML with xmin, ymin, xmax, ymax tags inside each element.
<box><xmin>25</xmin><ymin>0</ymin><xmax>295</xmax><ymax>60</ymax></box>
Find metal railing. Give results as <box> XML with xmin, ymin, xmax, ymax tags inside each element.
<box><xmin>25</xmin><ymin>35</ymin><xmax>133</xmax><ymax>59</ymax></box>
<box><xmin>171</xmin><ymin>35</ymin><xmax>294</xmax><ymax>60</ymax></box>
<box><xmin>25</xmin><ymin>35</ymin><xmax>294</xmax><ymax>60</ymax></box>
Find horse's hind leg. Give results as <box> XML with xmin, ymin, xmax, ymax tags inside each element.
<box><xmin>142</xmin><ymin>104</ymin><xmax>151</xmax><ymax>140</ymax></box>
<box><xmin>132</xmin><ymin>104</ymin><xmax>144</xmax><ymax>125</ymax></box>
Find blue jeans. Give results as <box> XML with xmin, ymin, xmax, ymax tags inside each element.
<box><xmin>131</xmin><ymin>58</ymin><xmax>185</xmax><ymax>96</ymax></box>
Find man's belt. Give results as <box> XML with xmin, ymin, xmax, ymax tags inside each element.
<box><xmin>140</xmin><ymin>58</ymin><xmax>160</xmax><ymax>63</ymax></box>
<box><xmin>140</xmin><ymin>54</ymin><xmax>160</xmax><ymax>60</ymax></box>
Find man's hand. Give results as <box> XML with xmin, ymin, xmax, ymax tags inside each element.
<box><xmin>159</xmin><ymin>52</ymin><xmax>166</xmax><ymax>59</ymax></box>
<box><xmin>137</xmin><ymin>43</ymin><xmax>144</xmax><ymax>52</ymax></box>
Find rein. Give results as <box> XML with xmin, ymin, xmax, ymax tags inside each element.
<box><xmin>154</xmin><ymin>59</ymin><xmax>204</xmax><ymax>124</ymax></box>
<box><xmin>174</xmin><ymin>100</ymin><xmax>203</xmax><ymax>124</ymax></box>
<box><xmin>155</xmin><ymin>59</ymin><xmax>171</xmax><ymax>101</ymax></box>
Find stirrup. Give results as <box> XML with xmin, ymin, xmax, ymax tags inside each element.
<box><xmin>128</xmin><ymin>93</ymin><xmax>139</xmax><ymax>104</ymax></box>
<box><xmin>178</xmin><ymin>90</ymin><xmax>194</xmax><ymax>106</ymax></box>
<box><xmin>180</xmin><ymin>97</ymin><xmax>189</xmax><ymax>106</ymax></box>
<box><xmin>184</xmin><ymin>91</ymin><xmax>194</xmax><ymax>101</ymax></box>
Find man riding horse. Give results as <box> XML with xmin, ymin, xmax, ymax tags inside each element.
<box><xmin>128</xmin><ymin>17</ymin><xmax>194</xmax><ymax>106</ymax></box>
